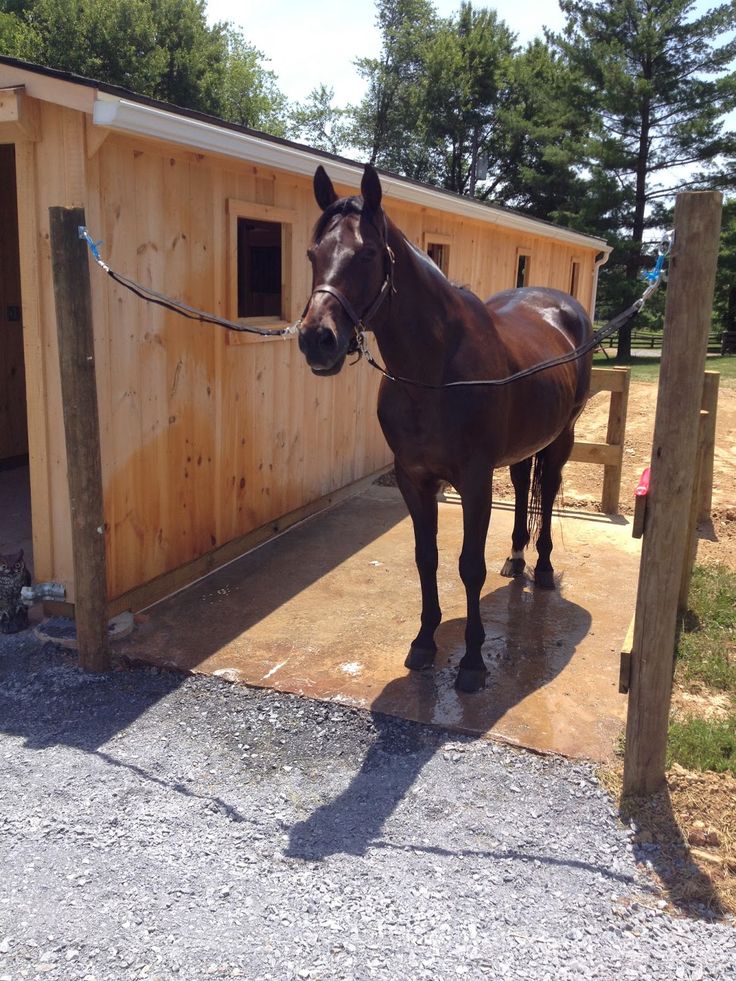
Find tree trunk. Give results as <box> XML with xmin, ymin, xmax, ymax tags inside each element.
<box><xmin>617</xmin><ymin>94</ymin><xmax>651</xmax><ymax>360</ymax></box>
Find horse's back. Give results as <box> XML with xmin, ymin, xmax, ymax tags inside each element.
<box><xmin>485</xmin><ymin>287</ymin><xmax>592</xmax><ymax>349</ymax></box>
<box><xmin>481</xmin><ymin>286</ymin><xmax>593</xmax><ymax>422</ymax></box>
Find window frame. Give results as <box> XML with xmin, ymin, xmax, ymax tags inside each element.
<box><xmin>515</xmin><ymin>248</ymin><xmax>532</xmax><ymax>288</ymax></box>
<box><xmin>227</xmin><ymin>198</ymin><xmax>298</xmax><ymax>345</ymax></box>
<box><xmin>569</xmin><ymin>257</ymin><xmax>582</xmax><ymax>299</ymax></box>
<box><xmin>423</xmin><ymin>231</ymin><xmax>452</xmax><ymax>277</ymax></box>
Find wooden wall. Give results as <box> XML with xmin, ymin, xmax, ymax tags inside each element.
<box><xmin>0</xmin><ymin>144</ymin><xmax>27</xmax><ymax>462</ymax></box>
<box><xmin>2</xmin><ymin>83</ymin><xmax>602</xmax><ymax>608</ymax></box>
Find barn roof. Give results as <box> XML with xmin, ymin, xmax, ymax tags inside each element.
<box><xmin>0</xmin><ymin>55</ymin><xmax>610</xmax><ymax>255</ymax></box>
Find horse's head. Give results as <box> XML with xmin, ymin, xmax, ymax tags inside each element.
<box><xmin>297</xmin><ymin>164</ymin><xmax>393</xmax><ymax>375</ymax></box>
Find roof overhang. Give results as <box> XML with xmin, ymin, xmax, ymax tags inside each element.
<box><xmin>93</xmin><ymin>93</ymin><xmax>611</xmax><ymax>255</ymax></box>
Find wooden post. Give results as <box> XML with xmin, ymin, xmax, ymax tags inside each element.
<box><xmin>698</xmin><ymin>370</ymin><xmax>720</xmax><ymax>522</ymax></box>
<box><xmin>678</xmin><ymin>409</ymin><xmax>709</xmax><ymax>613</ymax></box>
<box><xmin>623</xmin><ymin>191</ymin><xmax>722</xmax><ymax>797</ymax></box>
<box><xmin>49</xmin><ymin>207</ymin><xmax>110</xmax><ymax>672</ymax></box>
<box><xmin>601</xmin><ymin>366</ymin><xmax>630</xmax><ymax>514</ymax></box>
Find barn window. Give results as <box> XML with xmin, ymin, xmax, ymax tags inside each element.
<box><xmin>569</xmin><ymin>259</ymin><xmax>582</xmax><ymax>299</ymax></box>
<box><xmin>237</xmin><ymin>218</ymin><xmax>282</xmax><ymax>318</ymax></box>
<box><xmin>423</xmin><ymin>232</ymin><xmax>452</xmax><ymax>277</ymax></box>
<box><xmin>516</xmin><ymin>251</ymin><xmax>531</xmax><ymax>288</ymax></box>
<box><xmin>427</xmin><ymin>241</ymin><xmax>450</xmax><ymax>275</ymax></box>
<box><xmin>227</xmin><ymin>199</ymin><xmax>298</xmax><ymax>343</ymax></box>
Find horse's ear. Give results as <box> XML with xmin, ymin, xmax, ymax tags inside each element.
<box><xmin>361</xmin><ymin>163</ymin><xmax>382</xmax><ymax>213</ymax></box>
<box><xmin>314</xmin><ymin>166</ymin><xmax>338</xmax><ymax>211</ymax></box>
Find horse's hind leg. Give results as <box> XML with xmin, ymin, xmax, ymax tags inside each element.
<box><xmin>533</xmin><ymin>427</ymin><xmax>574</xmax><ymax>589</ymax></box>
<box><xmin>394</xmin><ymin>463</ymin><xmax>442</xmax><ymax>670</ymax></box>
<box><xmin>454</xmin><ymin>467</ymin><xmax>494</xmax><ymax>693</ymax></box>
<box><xmin>500</xmin><ymin>458</ymin><xmax>532</xmax><ymax>577</ymax></box>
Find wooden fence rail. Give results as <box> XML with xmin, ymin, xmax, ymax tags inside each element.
<box><xmin>568</xmin><ymin>366</ymin><xmax>631</xmax><ymax>514</ymax></box>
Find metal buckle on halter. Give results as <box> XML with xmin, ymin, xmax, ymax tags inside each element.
<box><xmin>347</xmin><ymin>323</ymin><xmax>368</xmax><ymax>362</ymax></box>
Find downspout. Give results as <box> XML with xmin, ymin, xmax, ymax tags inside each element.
<box><xmin>591</xmin><ymin>250</ymin><xmax>611</xmax><ymax>322</ymax></box>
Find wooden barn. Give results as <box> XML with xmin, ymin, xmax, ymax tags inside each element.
<box><xmin>0</xmin><ymin>57</ymin><xmax>611</xmax><ymax>617</ymax></box>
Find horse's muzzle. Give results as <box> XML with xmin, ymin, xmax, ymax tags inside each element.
<box><xmin>297</xmin><ymin>322</ymin><xmax>347</xmax><ymax>374</ymax></box>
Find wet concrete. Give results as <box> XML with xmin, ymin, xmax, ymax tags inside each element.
<box><xmin>120</xmin><ymin>485</ymin><xmax>641</xmax><ymax>762</ymax></box>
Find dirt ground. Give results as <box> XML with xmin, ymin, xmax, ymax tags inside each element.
<box><xmin>508</xmin><ymin>377</ymin><xmax>736</xmax><ymax>569</ymax></box>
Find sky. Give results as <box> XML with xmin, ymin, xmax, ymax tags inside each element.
<box><xmin>204</xmin><ymin>0</ymin><xmax>568</xmax><ymax>104</ymax></box>
<box><xmin>205</xmin><ymin>1</ymin><xmax>727</xmax><ymax>107</ymax></box>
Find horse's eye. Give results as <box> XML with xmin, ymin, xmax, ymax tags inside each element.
<box><xmin>359</xmin><ymin>248</ymin><xmax>378</xmax><ymax>262</ymax></box>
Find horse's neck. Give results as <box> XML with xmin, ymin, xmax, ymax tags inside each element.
<box><xmin>372</xmin><ymin>225</ymin><xmax>466</xmax><ymax>376</ymax></box>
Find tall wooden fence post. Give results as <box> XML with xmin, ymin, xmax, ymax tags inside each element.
<box><xmin>623</xmin><ymin>191</ymin><xmax>722</xmax><ymax>797</ymax></box>
<box><xmin>49</xmin><ymin>207</ymin><xmax>110</xmax><ymax>672</ymax></box>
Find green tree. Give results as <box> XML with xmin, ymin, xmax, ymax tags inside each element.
<box><xmin>289</xmin><ymin>84</ymin><xmax>349</xmax><ymax>154</ymax></box>
<box><xmin>714</xmin><ymin>198</ymin><xmax>736</xmax><ymax>335</ymax></box>
<box><xmin>554</xmin><ymin>0</ymin><xmax>736</xmax><ymax>357</ymax></box>
<box><xmin>219</xmin><ymin>30</ymin><xmax>287</xmax><ymax>134</ymax></box>
<box><xmin>351</xmin><ymin>0</ymin><xmax>439</xmax><ymax>180</ymax></box>
<box><xmin>0</xmin><ymin>1</ymin><xmax>288</xmax><ymax>132</ymax></box>
<box><xmin>488</xmin><ymin>39</ymin><xmax>593</xmax><ymax>221</ymax></box>
<box><xmin>421</xmin><ymin>3</ymin><xmax>517</xmax><ymax>195</ymax></box>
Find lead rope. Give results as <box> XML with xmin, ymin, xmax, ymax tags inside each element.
<box><xmin>79</xmin><ymin>225</ymin><xmax>671</xmax><ymax>387</ymax></box>
<box><xmin>355</xmin><ymin>231</ymin><xmax>673</xmax><ymax>389</ymax></box>
<box><xmin>78</xmin><ymin>227</ymin><xmax>300</xmax><ymax>338</ymax></box>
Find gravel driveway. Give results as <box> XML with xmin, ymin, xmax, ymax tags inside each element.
<box><xmin>1</xmin><ymin>631</ymin><xmax>734</xmax><ymax>981</ymax></box>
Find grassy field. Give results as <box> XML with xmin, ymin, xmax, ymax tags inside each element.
<box><xmin>670</xmin><ymin>564</ymin><xmax>736</xmax><ymax>775</ymax></box>
<box><xmin>594</xmin><ymin>352</ymin><xmax>736</xmax><ymax>387</ymax></box>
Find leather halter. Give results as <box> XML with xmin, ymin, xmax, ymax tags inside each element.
<box><xmin>297</xmin><ymin>214</ymin><xmax>397</xmax><ymax>354</ymax></box>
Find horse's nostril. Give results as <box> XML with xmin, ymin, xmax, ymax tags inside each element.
<box><xmin>317</xmin><ymin>327</ymin><xmax>337</xmax><ymax>351</ymax></box>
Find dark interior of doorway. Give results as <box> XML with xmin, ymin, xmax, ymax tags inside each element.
<box><xmin>0</xmin><ymin>144</ymin><xmax>32</xmax><ymax>574</ymax></box>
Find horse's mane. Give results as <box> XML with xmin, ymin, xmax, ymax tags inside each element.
<box><xmin>315</xmin><ymin>198</ymin><xmax>473</xmax><ymax>296</ymax></box>
<box><xmin>313</xmin><ymin>196</ymin><xmax>364</xmax><ymax>241</ymax></box>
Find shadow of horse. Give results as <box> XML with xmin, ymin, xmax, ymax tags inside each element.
<box><xmin>286</xmin><ymin>577</ymin><xmax>591</xmax><ymax>861</ymax></box>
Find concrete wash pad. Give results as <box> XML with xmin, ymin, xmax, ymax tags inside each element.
<box><xmin>120</xmin><ymin>485</ymin><xmax>641</xmax><ymax>762</ymax></box>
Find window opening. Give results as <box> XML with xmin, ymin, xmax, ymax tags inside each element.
<box><xmin>237</xmin><ymin>218</ymin><xmax>282</xmax><ymax>319</ymax></box>
<box><xmin>427</xmin><ymin>241</ymin><xmax>450</xmax><ymax>276</ymax></box>
<box><xmin>570</xmin><ymin>260</ymin><xmax>581</xmax><ymax>298</ymax></box>
<box><xmin>516</xmin><ymin>252</ymin><xmax>531</xmax><ymax>288</ymax></box>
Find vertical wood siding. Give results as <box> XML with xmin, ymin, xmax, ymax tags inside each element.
<box><xmin>7</xmin><ymin>95</ymin><xmax>602</xmax><ymax>604</ymax></box>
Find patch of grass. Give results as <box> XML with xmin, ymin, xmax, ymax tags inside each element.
<box><xmin>677</xmin><ymin>564</ymin><xmax>736</xmax><ymax>693</ymax></box>
<box><xmin>593</xmin><ymin>352</ymin><xmax>662</xmax><ymax>382</ymax></box>
<box><xmin>592</xmin><ymin>352</ymin><xmax>736</xmax><ymax>387</ymax></box>
<box><xmin>667</xmin><ymin>715</ymin><xmax>736</xmax><ymax>775</ymax></box>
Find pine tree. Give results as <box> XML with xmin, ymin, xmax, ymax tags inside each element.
<box><xmin>554</xmin><ymin>0</ymin><xmax>736</xmax><ymax>357</ymax></box>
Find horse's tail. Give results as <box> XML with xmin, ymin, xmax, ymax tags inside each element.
<box><xmin>527</xmin><ymin>452</ymin><xmax>544</xmax><ymax>547</ymax></box>
<box><xmin>528</xmin><ymin>436</ymin><xmax>570</xmax><ymax>548</ymax></box>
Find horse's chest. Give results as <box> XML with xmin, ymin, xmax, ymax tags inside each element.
<box><xmin>377</xmin><ymin>388</ymin><xmax>500</xmax><ymax>473</ymax></box>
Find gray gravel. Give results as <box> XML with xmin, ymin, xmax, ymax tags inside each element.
<box><xmin>1</xmin><ymin>629</ymin><xmax>734</xmax><ymax>981</ymax></box>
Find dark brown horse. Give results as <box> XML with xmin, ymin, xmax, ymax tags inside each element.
<box><xmin>297</xmin><ymin>164</ymin><xmax>593</xmax><ymax>692</ymax></box>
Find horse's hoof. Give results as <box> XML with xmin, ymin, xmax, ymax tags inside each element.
<box><xmin>500</xmin><ymin>557</ymin><xmax>526</xmax><ymax>578</ymax></box>
<box><xmin>534</xmin><ymin>568</ymin><xmax>556</xmax><ymax>589</ymax></box>
<box><xmin>454</xmin><ymin>667</ymin><xmax>487</xmax><ymax>693</ymax></box>
<box><xmin>405</xmin><ymin>645</ymin><xmax>436</xmax><ymax>671</ymax></box>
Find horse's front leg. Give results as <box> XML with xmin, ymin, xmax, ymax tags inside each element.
<box><xmin>394</xmin><ymin>463</ymin><xmax>442</xmax><ymax>671</ymax></box>
<box><xmin>454</xmin><ymin>468</ymin><xmax>494</xmax><ymax>692</ymax></box>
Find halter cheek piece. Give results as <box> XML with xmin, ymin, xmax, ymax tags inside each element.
<box><xmin>297</xmin><ymin>214</ymin><xmax>397</xmax><ymax>359</ymax></box>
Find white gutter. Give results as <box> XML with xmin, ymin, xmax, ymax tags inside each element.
<box><xmin>93</xmin><ymin>95</ymin><xmax>611</xmax><ymax>256</ymax></box>
<box><xmin>591</xmin><ymin>250</ymin><xmax>611</xmax><ymax>322</ymax></box>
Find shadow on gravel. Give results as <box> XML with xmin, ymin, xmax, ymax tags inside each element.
<box><xmin>0</xmin><ymin>638</ymin><xmax>250</xmax><ymax>823</ymax></box>
<box><xmin>621</xmin><ymin>789</ymin><xmax>728</xmax><ymax>919</ymax></box>
<box><xmin>0</xmin><ymin>639</ymin><xmax>183</xmax><ymax>752</ymax></box>
<box><xmin>286</xmin><ymin>578</ymin><xmax>593</xmax><ymax>863</ymax></box>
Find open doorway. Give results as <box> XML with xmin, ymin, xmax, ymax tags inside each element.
<box><xmin>0</xmin><ymin>144</ymin><xmax>32</xmax><ymax>575</ymax></box>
